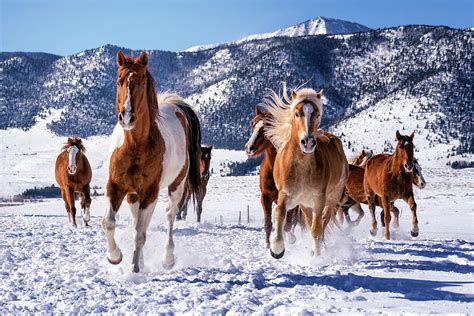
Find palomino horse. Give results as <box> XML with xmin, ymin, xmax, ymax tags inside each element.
<box><xmin>176</xmin><ymin>145</ymin><xmax>213</xmax><ymax>222</ymax></box>
<box><xmin>264</xmin><ymin>86</ymin><xmax>348</xmax><ymax>258</ymax></box>
<box><xmin>245</xmin><ymin>106</ymin><xmax>304</xmax><ymax>247</ymax></box>
<box><xmin>102</xmin><ymin>51</ymin><xmax>202</xmax><ymax>272</ymax></box>
<box><xmin>55</xmin><ymin>137</ymin><xmax>92</xmax><ymax>227</ymax></box>
<box><xmin>364</xmin><ymin>131</ymin><xmax>419</xmax><ymax>240</ymax></box>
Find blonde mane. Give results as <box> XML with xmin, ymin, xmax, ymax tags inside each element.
<box><xmin>263</xmin><ymin>84</ymin><xmax>323</xmax><ymax>150</ymax></box>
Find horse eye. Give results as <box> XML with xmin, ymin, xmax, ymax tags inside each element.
<box><xmin>116</xmin><ymin>81</ymin><xmax>120</xmax><ymax>86</ymax></box>
<box><xmin>295</xmin><ymin>112</ymin><xmax>300</xmax><ymax>118</ymax></box>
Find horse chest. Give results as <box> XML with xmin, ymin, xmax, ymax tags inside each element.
<box><xmin>112</xmin><ymin>153</ymin><xmax>160</xmax><ymax>191</ymax></box>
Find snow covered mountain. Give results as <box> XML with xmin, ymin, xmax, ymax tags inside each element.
<box><xmin>0</xmin><ymin>21</ymin><xmax>472</xmax><ymax>168</ymax></box>
<box><xmin>186</xmin><ymin>16</ymin><xmax>370</xmax><ymax>52</ymax></box>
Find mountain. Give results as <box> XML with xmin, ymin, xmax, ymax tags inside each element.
<box><xmin>0</xmin><ymin>21</ymin><xmax>472</xmax><ymax>166</ymax></box>
<box><xmin>186</xmin><ymin>16</ymin><xmax>370</xmax><ymax>52</ymax></box>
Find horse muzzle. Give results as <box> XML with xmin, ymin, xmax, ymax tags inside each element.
<box><xmin>67</xmin><ymin>166</ymin><xmax>77</xmax><ymax>175</ymax></box>
<box><xmin>118</xmin><ymin>111</ymin><xmax>135</xmax><ymax>130</ymax></box>
<box><xmin>245</xmin><ymin>144</ymin><xmax>257</xmax><ymax>157</ymax></box>
<box><xmin>300</xmin><ymin>136</ymin><xmax>316</xmax><ymax>154</ymax></box>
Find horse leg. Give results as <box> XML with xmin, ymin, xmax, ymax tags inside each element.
<box><xmin>405</xmin><ymin>194</ymin><xmax>419</xmax><ymax>237</ymax></box>
<box><xmin>391</xmin><ymin>204</ymin><xmax>400</xmax><ymax>229</ymax></box>
<box><xmin>61</xmin><ymin>188</ymin><xmax>71</xmax><ymax>223</ymax></box>
<box><xmin>353</xmin><ymin>203</ymin><xmax>365</xmax><ymax>226</ymax></box>
<box><xmin>163</xmin><ymin>180</ymin><xmax>186</xmax><ymax>269</ymax></box>
<box><xmin>66</xmin><ymin>188</ymin><xmax>77</xmax><ymax>227</ymax></box>
<box><xmin>365</xmin><ymin>188</ymin><xmax>378</xmax><ymax>236</ymax></box>
<box><xmin>131</xmin><ymin>195</ymin><xmax>157</xmax><ymax>273</ymax></box>
<box><xmin>261</xmin><ymin>194</ymin><xmax>273</xmax><ymax>248</ymax></box>
<box><xmin>176</xmin><ymin>195</ymin><xmax>185</xmax><ymax>221</ymax></box>
<box><xmin>381</xmin><ymin>197</ymin><xmax>392</xmax><ymax>240</ymax></box>
<box><xmin>196</xmin><ymin>187</ymin><xmax>205</xmax><ymax>223</ymax></box>
<box><xmin>269</xmin><ymin>193</ymin><xmax>287</xmax><ymax>259</ymax></box>
<box><xmin>284</xmin><ymin>208</ymin><xmax>297</xmax><ymax>245</ymax></box>
<box><xmin>102</xmin><ymin>182</ymin><xmax>126</xmax><ymax>265</ymax></box>
<box><xmin>81</xmin><ymin>185</ymin><xmax>91</xmax><ymax>226</ymax></box>
<box><xmin>311</xmin><ymin>199</ymin><xmax>326</xmax><ymax>256</ymax></box>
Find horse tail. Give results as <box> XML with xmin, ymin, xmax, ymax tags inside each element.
<box><xmin>175</xmin><ymin>102</ymin><xmax>202</xmax><ymax>213</ymax></box>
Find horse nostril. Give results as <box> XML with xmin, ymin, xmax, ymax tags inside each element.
<box><xmin>250</xmin><ymin>145</ymin><xmax>256</xmax><ymax>152</ymax></box>
<box><xmin>301</xmin><ymin>139</ymin><xmax>307</xmax><ymax>147</ymax></box>
<box><xmin>118</xmin><ymin>112</ymin><xmax>124</xmax><ymax>122</ymax></box>
<box><xmin>129</xmin><ymin>113</ymin><xmax>135</xmax><ymax>124</ymax></box>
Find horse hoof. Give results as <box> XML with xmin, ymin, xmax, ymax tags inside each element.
<box><xmin>132</xmin><ymin>265</ymin><xmax>140</xmax><ymax>273</ymax></box>
<box><xmin>270</xmin><ymin>249</ymin><xmax>285</xmax><ymax>259</ymax></box>
<box><xmin>411</xmin><ymin>230</ymin><xmax>419</xmax><ymax>237</ymax></box>
<box><xmin>83</xmin><ymin>219</ymin><xmax>90</xmax><ymax>227</ymax></box>
<box><xmin>162</xmin><ymin>258</ymin><xmax>175</xmax><ymax>270</ymax></box>
<box><xmin>107</xmin><ymin>252</ymin><xmax>123</xmax><ymax>265</ymax></box>
<box><xmin>370</xmin><ymin>229</ymin><xmax>377</xmax><ymax>237</ymax></box>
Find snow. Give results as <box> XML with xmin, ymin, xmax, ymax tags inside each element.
<box><xmin>0</xmin><ymin>165</ymin><xmax>473</xmax><ymax>313</ymax></box>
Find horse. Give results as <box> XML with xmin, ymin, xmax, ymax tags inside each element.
<box><xmin>263</xmin><ymin>86</ymin><xmax>348</xmax><ymax>258</ymax></box>
<box><xmin>364</xmin><ymin>131</ymin><xmax>419</xmax><ymax>240</ymax></box>
<box><xmin>102</xmin><ymin>51</ymin><xmax>202</xmax><ymax>272</ymax></box>
<box><xmin>244</xmin><ymin>106</ymin><xmax>304</xmax><ymax>247</ymax></box>
<box><xmin>176</xmin><ymin>145</ymin><xmax>213</xmax><ymax>222</ymax></box>
<box><xmin>341</xmin><ymin>151</ymin><xmax>426</xmax><ymax>227</ymax></box>
<box><xmin>55</xmin><ymin>137</ymin><xmax>92</xmax><ymax>227</ymax></box>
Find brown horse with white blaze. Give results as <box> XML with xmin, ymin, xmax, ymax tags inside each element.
<box><xmin>264</xmin><ymin>86</ymin><xmax>348</xmax><ymax>258</ymax></box>
<box><xmin>55</xmin><ymin>137</ymin><xmax>92</xmax><ymax>227</ymax></box>
<box><xmin>245</xmin><ymin>105</ymin><xmax>303</xmax><ymax>247</ymax></box>
<box><xmin>102</xmin><ymin>51</ymin><xmax>202</xmax><ymax>272</ymax></box>
<box><xmin>364</xmin><ymin>131</ymin><xmax>419</xmax><ymax>240</ymax></box>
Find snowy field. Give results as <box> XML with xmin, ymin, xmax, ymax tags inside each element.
<box><xmin>0</xmin><ymin>165</ymin><xmax>473</xmax><ymax>313</ymax></box>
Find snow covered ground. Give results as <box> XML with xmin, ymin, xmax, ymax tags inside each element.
<box><xmin>0</xmin><ymin>165</ymin><xmax>473</xmax><ymax>313</ymax></box>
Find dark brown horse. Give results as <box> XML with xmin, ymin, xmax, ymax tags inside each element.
<box><xmin>176</xmin><ymin>145</ymin><xmax>213</xmax><ymax>222</ymax></box>
<box><xmin>364</xmin><ymin>131</ymin><xmax>419</xmax><ymax>240</ymax></box>
<box><xmin>102</xmin><ymin>51</ymin><xmax>202</xmax><ymax>272</ymax></box>
<box><xmin>245</xmin><ymin>106</ymin><xmax>303</xmax><ymax>247</ymax></box>
<box><xmin>55</xmin><ymin>137</ymin><xmax>92</xmax><ymax>227</ymax></box>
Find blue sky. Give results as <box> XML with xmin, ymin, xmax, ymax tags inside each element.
<box><xmin>1</xmin><ymin>0</ymin><xmax>472</xmax><ymax>55</ymax></box>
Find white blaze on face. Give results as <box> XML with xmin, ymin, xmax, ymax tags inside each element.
<box><xmin>302</xmin><ymin>103</ymin><xmax>314</xmax><ymax>134</ymax></box>
<box><xmin>245</xmin><ymin>120</ymin><xmax>264</xmax><ymax>154</ymax></box>
<box><xmin>122</xmin><ymin>72</ymin><xmax>134</xmax><ymax>126</ymax></box>
<box><xmin>67</xmin><ymin>146</ymin><xmax>79</xmax><ymax>175</ymax></box>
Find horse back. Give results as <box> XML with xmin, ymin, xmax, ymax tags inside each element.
<box><xmin>346</xmin><ymin>164</ymin><xmax>366</xmax><ymax>203</ymax></box>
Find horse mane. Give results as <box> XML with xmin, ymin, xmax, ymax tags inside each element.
<box><xmin>263</xmin><ymin>83</ymin><xmax>323</xmax><ymax>150</ymax></box>
<box><xmin>61</xmin><ymin>137</ymin><xmax>85</xmax><ymax>152</ymax></box>
<box><xmin>349</xmin><ymin>150</ymin><xmax>373</xmax><ymax>166</ymax></box>
<box><xmin>146</xmin><ymin>70</ymin><xmax>159</xmax><ymax>120</ymax></box>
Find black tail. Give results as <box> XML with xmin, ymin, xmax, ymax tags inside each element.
<box><xmin>175</xmin><ymin>103</ymin><xmax>202</xmax><ymax>213</ymax></box>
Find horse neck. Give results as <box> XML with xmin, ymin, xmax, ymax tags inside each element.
<box><xmin>263</xmin><ymin>143</ymin><xmax>277</xmax><ymax>167</ymax></box>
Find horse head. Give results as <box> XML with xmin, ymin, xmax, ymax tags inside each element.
<box><xmin>63</xmin><ymin>137</ymin><xmax>85</xmax><ymax>175</ymax></box>
<box><xmin>395</xmin><ymin>130</ymin><xmax>415</xmax><ymax>173</ymax></box>
<box><xmin>115</xmin><ymin>50</ymin><xmax>156</xmax><ymax>131</ymax></box>
<box><xmin>290</xmin><ymin>88</ymin><xmax>324</xmax><ymax>155</ymax></box>
<box><xmin>412</xmin><ymin>158</ymin><xmax>426</xmax><ymax>189</ymax></box>
<box><xmin>245</xmin><ymin>105</ymin><xmax>271</xmax><ymax>157</ymax></box>
<box><xmin>200</xmin><ymin>145</ymin><xmax>213</xmax><ymax>181</ymax></box>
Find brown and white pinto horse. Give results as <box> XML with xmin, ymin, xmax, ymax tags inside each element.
<box><xmin>245</xmin><ymin>106</ymin><xmax>303</xmax><ymax>247</ymax></box>
<box><xmin>102</xmin><ymin>51</ymin><xmax>202</xmax><ymax>272</ymax></box>
<box><xmin>264</xmin><ymin>86</ymin><xmax>348</xmax><ymax>258</ymax></box>
<box><xmin>55</xmin><ymin>137</ymin><xmax>92</xmax><ymax>227</ymax></box>
<box><xmin>176</xmin><ymin>145</ymin><xmax>213</xmax><ymax>222</ymax></box>
<box><xmin>364</xmin><ymin>131</ymin><xmax>419</xmax><ymax>240</ymax></box>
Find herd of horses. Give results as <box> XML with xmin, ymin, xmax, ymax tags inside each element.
<box><xmin>54</xmin><ymin>51</ymin><xmax>425</xmax><ymax>271</ymax></box>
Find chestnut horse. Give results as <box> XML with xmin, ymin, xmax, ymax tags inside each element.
<box><xmin>264</xmin><ymin>86</ymin><xmax>348</xmax><ymax>258</ymax></box>
<box><xmin>244</xmin><ymin>106</ymin><xmax>303</xmax><ymax>247</ymax></box>
<box><xmin>364</xmin><ymin>131</ymin><xmax>419</xmax><ymax>240</ymax></box>
<box><xmin>55</xmin><ymin>137</ymin><xmax>92</xmax><ymax>227</ymax></box>
<box><xmin>176</xmin><ymin>145</ymin><xmax>213</xmax><ymax>222</ymax></box>
<box><xmin>102</xmin><ymin>51</ymin><xmax>202</xmax><ymax>272</ymax></box>
<box><xmin>341</xmin><ymin>150</ymin><xmax>426</xmax><ymax>227</ymax></box>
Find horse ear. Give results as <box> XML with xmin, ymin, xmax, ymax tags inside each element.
<box><xmin>256</xmin><ymin>106</ymin><xmax>262</xmax><ymax>115</ymax></box>
<box><xmin>361</xmin><ymin>149</ymin><xmax>366</xmax><ymax>155</ymax></box>
<box><xmin>409</xmin><ymin>131</ymin><xmax>415</xmax><ymax>140</ymax></box>
<box><xmin>316</xmin><ymin>89</ymin><xmax>324</xmax><ymax>99</ymax></box>
<box><xmin>117</xmin><ymin>50</ymin><xmax>126</xmax><ymax>66</ymax></box>
<box><xmin>209</xmin><ymin>144</ymin><xmax>213</xmax><ymax>150</ymax></box>
<box><xmin>136</xmin><ymin>51</ymin><xmax>148</xmax><ymax>66</ymax></box>
<box><xmin>396</xmin><ymin>130</ymin><xmax>402</xmax><ymax>141</ymax></box>
<box><xmin>291</xmin><ymin>90</ymin><xmax>298</xmax><ymax>99</ymax></box>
